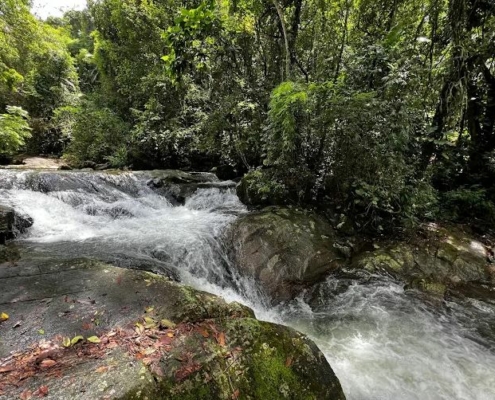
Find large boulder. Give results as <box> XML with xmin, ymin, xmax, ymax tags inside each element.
<box><xmin>0</xmin><ymin>206</ymin><xmax>33</xmax><ymax>244</ymax></box>
<box><xmin>352</xmin><ymin>224</ymin><xmax>494</xmax><ymax>299</ymax></box>
<box><xmin>228</xmin><ymin>207</ymin><xmax>350</xmax><ymax>303</ymax></box>
<box><xmin>0</xmin><ymin>258</ymin><xmax>345</xmax><ymax>400</ymax></box>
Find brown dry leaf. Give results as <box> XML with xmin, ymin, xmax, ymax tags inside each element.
<box><xmin>217</xmin><ymin>332</ymin><xmax>226</xmax><ymax>347</ymax></box>
<box><xmin>107</xmin><ymin>341</ymin><xmax>119</xmax><ymax>349</ymax></box>
<box><xmin>166</xmin><ymin>332</ymin><xmax>174</xmax><ymax>338</ymax></box>
<box><xmin>158</xmin><ymin>336</ymin><xmax>172</xmax><ymax>346</ymax></box>
<box><xmin>150</xmin><ymin>364</ymin><xmax>164</xmax><ymax>377</ymax></box>
<box><xmin>95</xmin><ymin>366</ymin><xmax>109</xmax><ymax>373</ymax></box>
<box><xmin>232</xmin><ymin>389</ymin><xmax>240</xmax><ymax>399</ymax></box>
<box><xmin>285</xmin><ymin>356</ymin><xmax>293</xmax><ymax>367</ymax></box>
<box><xmin>19</xmin><ymin>389</ymin><xmax>33</xmax><ymax>400</ymax></box>
<box><xmin>0</xmin><ymin>365</ymin><xmax>15</xmax><ymax>373</ymax></box>
<box><xmin>142</xmin><ymin>357</ymin><xmax>152</xmax><ymax>366</ymax></box>
<box><xmin>199</xmin><ymin>328</ymin><xmax>209</xmax><ymax>338</ymax></box>
<box><xmin>40</xmin><ymin>359</ymin><xmax>57</xmax><ymax>369</ymax></box>
<box><xmin>35</xmin><ymin>385</ymin><xmax>49</xmax><ymax>397</ymax></box>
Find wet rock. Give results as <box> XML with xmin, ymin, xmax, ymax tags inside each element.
<box><xmin>58</xmin><ymin>164</ymin><xmax>72</xmax><ymax>170</ymax></box>
<box><xmin>352</xmin><ymin>224</ymin><xmax>492</xmax><ymax>298</ymax></box>
<box><xmin>0</xmin><ymin>259</ymin><xmax>345</xmax><ymax>400</ymax></box>
<box><xmin>0</xmin><ymin>205</ymin><xmax>15</xmax><ymax>244</ymax></box>
<box><xmin>13</xmin><ymin>213</ymin><xmax>33</xmax><ymax>235</ymax></box>
<box><xmin>228</xmin><ymin>207</ymin><xmax>348</xmax><ymax>304</ymax></box>
<box><xmin>144</xmin><ymin>170</ymin><xmax>235</xmax><ymax>205</ymax></box>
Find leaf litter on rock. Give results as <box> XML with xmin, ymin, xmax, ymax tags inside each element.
<box><xmin>0</xmin><ymin>311</ymin><xmax>238</xmax><ymax>397</ymax></box>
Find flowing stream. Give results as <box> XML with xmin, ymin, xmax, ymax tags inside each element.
<box><xmin>1</xmin><ymin>170</ymin><xmax>495</xmax><ymax>400</ymax></box>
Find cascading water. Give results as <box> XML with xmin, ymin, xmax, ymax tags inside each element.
<box><xmin>1</xmin><ymin>169</ymin><xmax>495</xmax><ymax>400</ymax></box>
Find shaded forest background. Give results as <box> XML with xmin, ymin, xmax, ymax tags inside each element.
<box><xmin>1</xmin><ymin>0</ymin><xmax>495</xmax><ymax>234</ymax></box>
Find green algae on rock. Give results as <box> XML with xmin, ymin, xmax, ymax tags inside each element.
<box><xmin>352</xmin><ymin>224</ymin><xmax>492</xmax><ymax>298</ymax></box>
<box><xmin>0</xmin><ymin>258</ymin><xmax>345</xmax><ymax>400</ymax></box>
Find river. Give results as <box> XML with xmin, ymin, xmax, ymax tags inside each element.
<box><xmin>1</xmin><ymin>170</ymin><xmax>494</xmax><ymax>400</ymax></box>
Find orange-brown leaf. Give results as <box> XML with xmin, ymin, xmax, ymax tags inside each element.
<box><xmin>216</xmin><ymin>332</ymin><xmax>226</xmax><ymax>347</ymax></box>
<box><xmin>35</xmin><ymin>385</ymin><xmax>49</xmax><ymax>397</ymax></box>
<box><xmin>232</xmin><ymin>389</ymin><xmax>240</xmax><ymax>399</ymax></box>
<box><xmin>199</xmin><ymin>328</ymin><xmax>209</xmax><ymax>338</ymax></box>
<box><xmin>0</xmin><ymin>365</ymin><xmax>15</xmax><ymax>373</ymax></box>
<box><xmin>20</xmin><ymin>390</ymin><xmax>33</xmax><ymax>400</ymax></box>
<box><xmin>40</xmin><ymin>359</ymin><xmax>57</xmax><ymax>369</ymax></box>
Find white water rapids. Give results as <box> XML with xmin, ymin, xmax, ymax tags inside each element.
<box><xmin>1</xmin><ymin>170</ymin><xmax>495</xmax><ymax>400</ymax></box>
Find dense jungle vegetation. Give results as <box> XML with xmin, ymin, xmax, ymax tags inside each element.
<box><xmin>1</xmin><ymin>0</ymin><xmax>495</xmax><ymax>234</ymax></box>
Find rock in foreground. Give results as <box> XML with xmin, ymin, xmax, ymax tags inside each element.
<box><xmin>0</xmin><ymin>257</ymin><xmax>345</xmax><ymax>400</ymax></box>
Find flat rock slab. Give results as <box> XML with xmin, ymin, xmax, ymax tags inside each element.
<box><xmin>0</xmin><ymin>257</ymin><xmax>346</xmax><ymax>400</ymax></box>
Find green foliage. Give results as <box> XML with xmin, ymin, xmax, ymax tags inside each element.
<box><xmin>64</xmin><ymin>98</ymin><xmax>129</xmax><ymax>165</ymax></box>
<box><xmin>162</xmin><ymin>1</ymin><xmax>219</xmax><ymax>82</ymax></box>
<box><xmin>238</xmin><ymin>169</ymin><xmax>289</xmax><ymax>206</ymax></box>
<box><xmin>0</xmin><ymin>106</ymin><xmax>31</xmax><ymax>156</ymax></box>
<box><xmin>441</xmin><ymin>187</ymin><xmax>495</xmax><ymax>226</ymax></box>
<box><xmin>2</xmin><ymin>0</ymin><xmax>495</xmax><ymax>233</ymax></box>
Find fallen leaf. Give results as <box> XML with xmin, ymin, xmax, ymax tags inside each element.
<box><xmin>167</xmin><ymin>332</ymin><xmax>174</xmax><ymax>338</ymax></box>
<box><xmin>199</xmin><ymin>328</ymin><xmax>209</xmax><ymax>338</ymax></box>
<box><xmin>144</xmin><ymin>316</ymin><xmax>157</xmax><ymax>329</ymax></box>
<box><xmin>145</xmin><ymin>306</ymin><xmax>154</xmax><ymax>313</ymax></box>
<box><xmin>285</xmin><ymin>356</ymin><xmax>293</xmax><ymax>367</ymax></box>
<box><xmin>232</xmin><ymin>389</ymin><xmax>240</xmax><ymax>399</ymax></box>
<box><xmin>87</xmin><ymin>336</ymin><xmax>101</xmax><ymax>344</ymax></box>
<box><xmin>158</xmin><ymin>336</ymin><xmax>172</xmax><ymax>345</ymax></box>
<box><xmin>40</xmin><ymin>359</ymin><xmax>57</xmax><ymax>369</ymax></box>
<box><xmin>0</xmin><ymin>365</ymin><xmax>15</xmax><ymax>373</ymax></box>
<box><xmin>160</xmin><ymin>319</ymin><xmax>176</xmax><ymax>329</ymax></box>
<box><xmin>135</xmin><ymin>322</ymin><xmax>144</xmax><ymax>334</ymax></box>
<box><xmin>20</xmin><ymin>389</ymin><xmax>33</xmax><ymax>400</ymax></box>
<box><xmin>35</xmin><ymin>385</ymin><xmax>49</xmax><ymax>397</ymax></box>
<box><xmin>0</xmin><ymin>312</ymin><xmax>9</xmax><ymax>322</ymax></box>
<box><xmin>38</xmin><ymin>329</ymin><xmax>45</xmax><ymax>335</ymax></box>
<box><xmin>70</xmin><ymin>335</ymin><xmax>84</xmax><ymax>345</ymax></box>
<box><xmin>62</xmin><ymin>337</ymin><xmax>71</xmax><ymax>348</ymax></box>
<box><xmin>106</xmin><ymin>341</ymin><xmax>119</xmax><ymax>349</ymax></box>
<box><xmin>150</xmin><ymin>363</ymin><xmax>164</xmax><ymax>377</ymax></box>
<box><xmin>217</xmin><ymin>332</ymin><xmax>226</xmax><ymax>347</ymax></box>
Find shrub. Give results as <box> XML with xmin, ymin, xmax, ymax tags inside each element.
<box><xmin>63</xmin><ymin>98</ymin><xmax>130</xmax><ymax>165</ymax></box>
<box><xmin>0</xmin><ymin>106</ymin><xmax>31</xmax><ymax>156</ymax></box>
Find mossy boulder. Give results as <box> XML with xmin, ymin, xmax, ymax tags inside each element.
<box><xmin>228</xmin><ymin>207</ymin><xmax>349</xmax><ymax>303</ymax></box>
<box><xmin>352</xmin><ymin>224</ymin><xmax>492</xmax><ymax>298</ymax></box>
<box><xmin>0</xmin><ymin>258</ymin><xmax>345</xmax><ymax>400</ymax></box>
